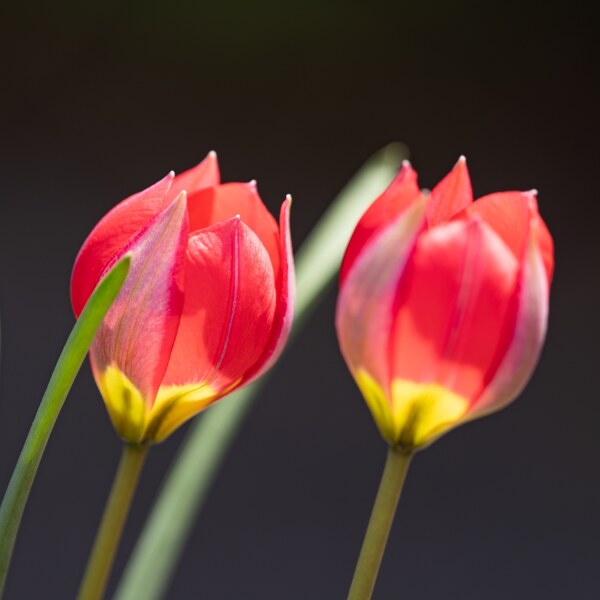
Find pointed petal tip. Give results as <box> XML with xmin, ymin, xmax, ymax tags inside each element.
<box><xmin>244</xmin><ymin>179</ymin><xmax>260</xmax><ymax>196</ymax></box>
<box><xmin>524</xmin><ymin>189</ymin><xmax>540</xmax><ymax>212</ymax></box>
<box><xmin>426</xmin><ymin>154</ymin><xmax>473</xmax><ymax>225</ymax></box>
<box><xmin>171</xmin><ymin>189</ymin><xmax>188</xmax><ymax>211</ymax></box>
<box><xmin>389</xmin><ymin>159</ymin><xmax>418</xmax><ymax>189</ymax></box>
<box><xmin>451</xmin><ymin>155</ymin><xmax>469</xmax><ymax>176</ymax></box>
<box><xmin>200</xmin><ymin>150</ymin><xmax>218</xmax><ymax>169</ymax></box>
<box><xmin>163</xmin><ymin>171</ymin><xmax>176</xmax><ymax>186</ymax></box>
<box><xmin>153</xmin><ymin>170</ymin><xmax>176</xmax><ymax>191</ymax></box>
<box><xmin>398</xmin><ymin>159</ymin><xmax>416</xmax><ymax>176</ymax></box>
<box><xmin>204</xmin><ymin>149</ymin><xmax>219</xmax><ymax>171</ymax></box>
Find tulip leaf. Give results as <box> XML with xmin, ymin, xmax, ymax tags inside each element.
<box><xmin>0</xmin><ymin>256</ymin><xmax>131</xmax><ymax>597</ymax></box>
<box><xmin>114</xmin><ymin>143</ymin><xmax>407</xmax><ymax>600</ymax></box>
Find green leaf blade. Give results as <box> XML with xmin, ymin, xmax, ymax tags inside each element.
<box><xmin>0</xmin><ymin>256</ymin><xmax>131</xmax><ymax>597</ymax></box>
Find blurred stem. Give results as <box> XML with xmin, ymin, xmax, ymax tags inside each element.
<box><xmin>0</xmin><ymin>257</ymin><xmax>130</xmax><ymax>599</ymax></box>
<box><xmin>113</xmin><ymin>143</ymin><xmax>407</xmax><ymax>600</ymax></box>
<box><xmin>76</xmin><ymin>444</ymin><xmax>148</xmax><ymax>600</ymax></box>
<box><xmin>347</xmin><ymin>447</ymin><xmax>412</xmax><ymax>600</ymax></box>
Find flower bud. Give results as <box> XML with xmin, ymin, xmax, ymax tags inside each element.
<box><xmin>336</xmin><ymin>158</ymin><xmax>553</xmax><ymax>450</ymax></box>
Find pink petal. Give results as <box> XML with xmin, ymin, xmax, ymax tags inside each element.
<box><xmin>336</xmin><ymin>197</ymin><xmax>427</xmax><ymax>393</ymax></box>
<box><xmin>390</xmin><ymin>217</ymin><xmax>520</xmax><ymax>404</ymax></box>
<box><xmin>458</xmin><ymin>190</ymin><xmax>554</xmax><ymax>283</ymax></box>
<box><xmin>71</xmin><ymin>172</ymin><xmax>175</xmax><ymax>316</ymax></box>
<box><xmin>244</xmin><ymin>196</ymin><xmax>295</xmax><ymax>383</ymax></box>
<box><xmin>186</xmin><ymin>181</ymin><xmax>281</xmax><ymax>277</ymax></box>
<box><xmin>340</xmin><ymin>162</ymin><xmax>421</xmax><ymax>285</ymax></box>
<box><xmin>426</xmin><ymin>156</ymin><xmax>473</xmax><ymax>226</ymax></box>
<box><xmin>161</xmin><ymin>216</ymin><xmax>277</xmax><ymax>394</ymax></box>
<box><xmin>469</xmin><ymin>206</ymin><xmax>552</xmax><ymax>417</ymax></box>
<box><xmin>170</xmin><ymin>151</ymin><xmax>221</xmax><ymax>197</ymax></box>
<box><xmin>90</xmin><ymin>193</ymin><xmax>189</xmax><ymax>404</ymax></box>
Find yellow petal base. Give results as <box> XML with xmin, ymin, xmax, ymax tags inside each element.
<box><xmin>97</xmin><ymin>366</ymin><xmax>232</xmax><ymax>443</ymax></box>
<box><xmin>355</xmin><ymin>369</ymin><xmax>469</xmax><ymax>449</ymax></box>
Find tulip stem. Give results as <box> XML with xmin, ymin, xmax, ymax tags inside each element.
<box><xmin>76</xmin><ymin>443</ymin><xmax>148</xmax><ymax>600</ymax></box>
<box><xmin>347</xmin><ymin>447</ymin><xmax>412</xmax><ymax>600</ymax></box>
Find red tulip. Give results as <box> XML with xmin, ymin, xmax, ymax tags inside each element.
<box><xmin>336</xmin><ymin>157</ymin><xmax>553</xmax><ymax>450</ymax></box>
<box><xmin>71</xmin><ymin>153</ymin><xmax>294</xmax><ymax>443</ymax></box>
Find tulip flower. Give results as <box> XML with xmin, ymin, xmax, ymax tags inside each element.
<box><xmin>71</xmin><ymin>153</ymin><xmax>293</xmax><ymax>600</ymax></box>
<box><xmin>339</xmin><ymin>157</ymin><xmax>554</xmax><ymax>600</ymax></box>
<box><xmin>337</xmin><ymin>157</ymin><xmax>553</xmax><ymax>452</ymax></box>
<box><xmin>71</xmin><ymin>152</ymin><xmax>294</xmax><ymax>444</ymax></box>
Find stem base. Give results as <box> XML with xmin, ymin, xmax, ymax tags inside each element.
<box><xmin>347</xmin><ymin>447</ymin><xmax>412</xmax><ymax>600</ymax></box>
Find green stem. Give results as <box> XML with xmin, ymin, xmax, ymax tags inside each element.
<box><xmin>347</xmin><ymin>447</ymin><xmax>412</xmax><ymax>600</ymax></box>
<box><xmin>76</xmin><ymin>443</ymin><xmax>148</xmax><ymax>600</ymax></box>
<box><xmin>0</xmin><ymin>257</ymin><xmax>130</xmax><ymax>599</ymax></box>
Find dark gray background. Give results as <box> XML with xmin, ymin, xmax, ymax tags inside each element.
<box><xmin>1</xmin><ymin>1</ymin><xmax>598</xmax><ymax>598</ymax></box>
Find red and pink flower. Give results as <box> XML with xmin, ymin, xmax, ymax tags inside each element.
<box><xmin>71</xmin><ymin>153</ymin><xmax>294</xmax><ymax>443</ymax></box>
<box><xmin>336</xmin><ymin>157</ymin><xmax>553</xmax><ymax>449</ymax></box>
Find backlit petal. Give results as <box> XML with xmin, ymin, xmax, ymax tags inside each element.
<box><xmin>186</xmin><ymin>182</ymin><xmax>281</xmax><ymax>276</ymax></box>
<box><xmin>336</xmin><ymin>197</ymin><xmax>426</xmax><ymax>398</ymax></box>
<box><xmin>71</xmin><ymin>173</ymin><xmax>174</xmax><ymax>316</ymax></box>
<box><xmin>390</xmin><ymin>217</ymin><xmax>520</xmax><ymax>403</ymax></box>
<box><xmin>170</xmin><ymin>151</ymin><xmax>221</xmax><ymax>197</ymax></box>
<box><xmin>161</xmin><ymin>216</ymin><xmax>277</xmax><ymax>394</ymax></box>
<box><xmin>426</xmin><ymin>156</ymin><xmax>473</xmax><ymax>226</ymax></box>
<box><xmin>469</xmin><ymin>213</ymin><xmax>551</xmax><ymax>417</ymax></box>
<box><xmin>244</xmin><ymin>196</ymin><xmax>295</xmax><ymax>383</ymax></box>
<box><xmin>90</xmin><ymin>193</ymin><xmax>188</xmax><ymax>414</ymax></box>
<box><xmin>340</xmin><ymin>162</ymin><xmax>421</xmax><ymax>284</ymax></box>
<box><xmin>459</xmin><ymin>190</ymin><xmax>554</xmax><ymax>284</ymax></box>
<box><xmin>143</xmin><ymin>382</ymin><xmax>221</xmax><ymax>443</ymax></box>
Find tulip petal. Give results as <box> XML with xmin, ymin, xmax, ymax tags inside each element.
<box><xmin>426</xmin><ymin>156</ymin><xmax>473</xmax><ymax>226</ymax></box>
<box><xmin>336</xmin><ymin>197</ymin><xmax>427</xmax><ymax>402</ymax></box>
<box><xmin>340</xmin><ymin>162</ymin><xmax>421</xmax><ymax>284</ymax></box>
<box><xmin>244</xmin><ymin>196</ymin><xmax>295</xmax><ymax>383</ymax></box>
<box><xmin>71</xmin><ymin>172</ymin><xmax>175</xmax><ymax>316</ymax></box>
<box><xmin>459</xmin><ymin>190</ymin><xmax>554</xmax><ymax>283</ymax></box>
<box><xmin>91</xmin><ymin>193</ymin><xmax>188</xmax><ymax>430</ymax></box>
<box><xmin>96</xmin><ymin>365</ymin><xmax>148</xmax><ymax>443</ymax></box>
<box><xmin>390</xmin><ymin>217</ymin><xmax>520</xmax><ymax>404</ymax></box>
<box><xmin>161</xmin><ymin>216</ymin><xmax>277</xmax><ymax>395</ymax></box>
<box><xmin>186</xmin><ymin>182</ymin><xmax>281</xmax><ymax>276</ymax></box>
<box><xmin>144</xmin><ymin>382</ymin><xmax>221</xmax><ymax>443</ymax></box>
<box><xmin>170</xmin><ymin>151</ymin><xmax>221</xmax><ymax>197</ymax></box>
<box><xmin>469</xmin><ymin>213</ymin><xmax>551</xmax><ymax>417</ymax></box>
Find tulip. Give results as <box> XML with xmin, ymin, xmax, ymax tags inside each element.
<box><xmin>336</xmin><ymin>157</ymin><xmax>554</xmax><ymax>451</ymax></box>
<box><xmin>71</xmin><ymin>152</ymin><xmax>294</xmax><ymax>444</ymax></box>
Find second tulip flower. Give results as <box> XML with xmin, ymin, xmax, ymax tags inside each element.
<box><xmin>336</xmin><ymin>157</ymin><xmax>554</xmax><ymax>451</ymax></box>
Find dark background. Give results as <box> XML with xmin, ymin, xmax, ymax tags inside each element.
<box><xmin>1</xmin><ymin>1</ymin><xmax>598</xmax><ymax>598</ymax></box>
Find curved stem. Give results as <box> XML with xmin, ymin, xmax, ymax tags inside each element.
<box><xmin>76</xmin><ymin>443</ymin><xmax>148</xmax><ymax>600</ymax></box>
<box><xmin>347</xmin><ymin>447</ymin><xmax>412</xmax><ymax>600</ymax></box>
<box><xmin>0</xmin><ymin>257</ymin><xmax>130</xmax><ymax>599</ymax></box>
